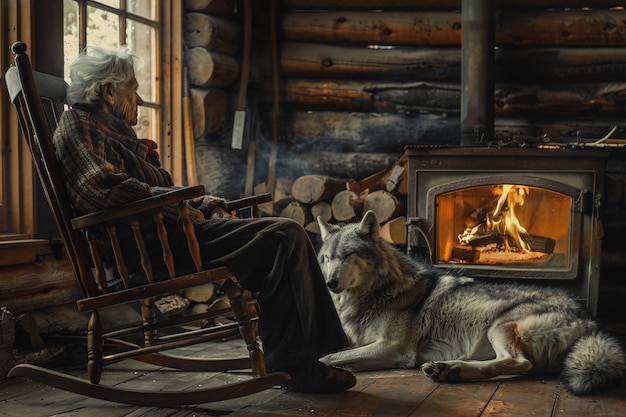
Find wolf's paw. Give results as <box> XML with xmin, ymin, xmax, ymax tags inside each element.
<box><xmin>420</xmin><ymin>361</ymin><xmax>461</xmax><ymax>382</ymax></box>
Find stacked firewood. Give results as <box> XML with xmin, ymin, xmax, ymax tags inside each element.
<box><xmin>256</xmin><ymin>154</ymin><xmax>409</xmax><ymax>245</ymax></box>
<box><xmin>155</xmin><ymin>282</ymin><xmax>239</xmax><ymax>327</ymax></box>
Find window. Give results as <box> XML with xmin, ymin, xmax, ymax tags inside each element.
<box><xmin>1</xmin><ymin>0</ymin><xmax>182</xmax><ymax>241</ymax></box>
<box><xmin>63</xmin><ymin>0</ymin><xmax>161</xmax><ymax>156</ymax></box>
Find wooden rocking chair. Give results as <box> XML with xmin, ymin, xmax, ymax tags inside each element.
<box><xmin>3</xmin><ymin>41</ymin><xmax>289</xmax><ymax>407</ymax></box>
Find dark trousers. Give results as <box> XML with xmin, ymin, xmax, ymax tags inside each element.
<box><xmin>159</xmin><ymin>216</ymin><xmax>349</xmax><ymax>371</ymax></box>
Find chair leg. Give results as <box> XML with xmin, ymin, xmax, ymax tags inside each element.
<box><xmin>87</xmin><ymin>310</ymin><xmax>103</xmax><ymax>384</ymax></box>
<box><xmin>140</xmin><ymin>297</ymin><xmax>157</xmax><ymax>347</ymax></box>
<box><xmin>223</xmin><ymin>278</ymin><xmax>266</xmax><ymax>376</ymax></box>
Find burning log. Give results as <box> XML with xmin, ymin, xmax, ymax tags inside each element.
<box><xmin>458</xmin><ymin>233</ymin><xmax>556</xmax><ymax>253</ymax></box>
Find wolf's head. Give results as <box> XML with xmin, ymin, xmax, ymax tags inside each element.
<box><xmin>317</xmin><ymin>210</ymin><xmax>385</xmax><ymax>294</ymax></box>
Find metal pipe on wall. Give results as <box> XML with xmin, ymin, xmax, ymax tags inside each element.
<box><xmin>461</xmin><ymin>0</ymin><xmax>495</xmax><ymax>145</ymax></box>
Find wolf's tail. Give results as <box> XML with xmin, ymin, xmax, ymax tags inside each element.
<box><xmin>560</xmin><ymin>332</ymin><xmax>626</xmax><ymax>395</ymax></box>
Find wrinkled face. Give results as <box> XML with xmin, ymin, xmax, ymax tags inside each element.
<box><xmin>103</xmin><ymin>76</ymin><xmax>144</xmax><ymax>126</ymax></box>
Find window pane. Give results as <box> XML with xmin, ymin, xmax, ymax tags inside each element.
<box><xmin>87</xmin><ymin>6</ymin><xmax>119</xmax><ymax>51</ymax></box>
<box><xmin>135</xmin><ymin>106</ymin><xmax>159</xmax><ymax>145</ymax></box>
<box><xmin>127</xmin><ymin>20</ymin><xmax>156</xmax><ymax>102</ymax></box>
<box><xmin>63</xmin><ymin>0</ymin><xmax>80</xmax><ymax>80</ymax></box>
<box><xmin>128</xmin><ymin>0</ymin><xmax>156</xmax><ymax>20</ymax></box>
<box><xmin>94</xmin><ymin>0</ymin><xmax>120</xmax><ymax>7</ymax></box>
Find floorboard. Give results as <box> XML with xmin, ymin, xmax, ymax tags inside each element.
<box><xmin>1</xmin><ymin>338</ymin><xmax>626</xmax><ymax>417</ymax></box>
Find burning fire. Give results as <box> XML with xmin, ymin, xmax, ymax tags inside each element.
<box><xmin>458</xmin><ymin>184</ymin><xmax>533</xmax><ymax>253</ymax></box>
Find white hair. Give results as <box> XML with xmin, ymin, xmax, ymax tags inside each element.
<box><xmin>66</xmin><ymin>45</ymin><xmax>141</xmax><ymax>106</ymax></box>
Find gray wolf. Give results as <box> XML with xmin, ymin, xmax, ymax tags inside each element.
<box><xmin>317</xmin><ymin>210</ymin><xmax>626</xmax><ymax>395</ymax></box>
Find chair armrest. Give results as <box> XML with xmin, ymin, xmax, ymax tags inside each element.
<box><xmin>226</xmin><ymin>193</ymin><xmax>272</xmax><ymax>212</ymax></box>
<box><xmin>71</xmin><ymin>185</ymin><xmax>206</xmax><ymax>230</ymax></box>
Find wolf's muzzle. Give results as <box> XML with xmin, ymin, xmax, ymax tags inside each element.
<box><xmin>327</xmin><ymin>279</ymin><xmax>340</xmax><ymax>292</ymax></box>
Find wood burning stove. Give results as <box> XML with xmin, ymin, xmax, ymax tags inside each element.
<box><xmin>406</xmin><ymin>145</ymin><xmax>608</xmax><ymax>315</ymax></box>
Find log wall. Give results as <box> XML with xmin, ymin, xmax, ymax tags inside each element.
<box><xmin>183</xmin><ymin>0</ymin><xmax>626</xmax><ymax>198</ymax></box>
<box><xmin>183</xmin><ymin>0</ymin><xmax>626</xmax><ymax>320</ymax></box>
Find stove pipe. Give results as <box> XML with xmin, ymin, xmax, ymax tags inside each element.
<box><xmin>461</xmin><ymin>0</ymin><xmax>495</xmax><ymax>145</ymax></box>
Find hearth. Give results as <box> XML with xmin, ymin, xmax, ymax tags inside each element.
<box><xmin>406</xmin><ymin>145</ymin><xmax>608</xmax><ymax>315</ymax></box>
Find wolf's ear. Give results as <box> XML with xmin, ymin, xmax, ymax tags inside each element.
<box><xmin>318</xmin><ymin>216</ymin><xmax>336</xmax><ymax>240</ymax></box>
<box><xmin>357</xmin><ymin>210</ymin><xmax>380</xmax><ymax>241</ymax></box>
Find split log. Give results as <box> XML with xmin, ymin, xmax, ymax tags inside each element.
<box><xmin>380</xmin><ymin>216</ymin><xmax>407</xmax><ymax>245</ymax></box>
<box><xmin>190</xmin><ymin>87</ymin><xmax>228</xmax><ymax>136</ymax></box>
<box><xmin>380</xmin><ymin>153</ymin><xmax>407</xmax><ymax>194</ymax></box>
<box><xmin>184</xmin><ymin>12</ymin><xmax>241</xmax><ymax>54</ymax></box>
<box><xmin>346</xmin><ymin>154</ymin><xmax>407</xmax><ymax>195</ymax></box>
<box><xmin>184</xmin><ymin>0</ymin><xmax>236</xmax><ymax>16</ymax></box>
<box><xmin>273</xmin><ymin>178</ymin><xmax>296</xmax><ymax>205</ymax></box>
<box><xmin>363</xmin><ymin>190</ymin><xmax>404</xmax><ymax>224</ymax></box>
<box><xmin>291</xmin><ymin>175</ymin><xmax>347</xmax><ymax>204</ymax></box>
<box><xmin>279</xmin><ymin>201</ymin><xmax>310</xmax><ymax>226</ymax></box>
<box><xmin>185</xmin><ymin>282</ymin><xmax>219</xmax><ymax>303</ymax></box>
<box><xmin>155</xmin><ymin>295</ymin><xmax>191</xmax><ymax>317</ymax></box>
<box><xmin>186</xmin><ymin>47</ymin><xmax>239</xmax><ymax>88</ymax></box>
<box><xmin>347</xmin><ymin>168</ymin><xmax>387</xmax><ymax>194</ymax></box>
<box><xmin>254</xmin><ymin>178</ymin><xmax>294</xmax><ymax>215</ymax></box>
<box><xmin>305</xmin><ymin>221</ymin><xmax>321</xmax><ymax>235</ymax></box>
<box><xmin>331</xmin><ymin>190</ymin><xmax>359</xmax><ymax>222</ymax></box>
<box><xmin>282</xmin><ymin>10</ymin><xmax>626</xmax><ymax>47</ymax></box>
<box><xmin>311</xmin><ymin>201</ymin><xmax>333</xmax><ymax>222</ymax></box>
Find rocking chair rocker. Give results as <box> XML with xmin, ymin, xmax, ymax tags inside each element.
<box><xmin>3</xmin><ymin>41</ymin><xmax>289</xmax><ymax>407</ymax></box>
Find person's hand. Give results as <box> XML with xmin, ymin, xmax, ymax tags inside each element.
<box><xmin>187</xmin><ymin>205</ymin><xmax>206</xmax><ymax>222</ymax></box>
<box><xmin>210</xmin><ymin>206</ymin><xmax>235</xmax><ymax>219</ymax></box>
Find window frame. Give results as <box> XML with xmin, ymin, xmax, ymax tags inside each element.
<box><xmin>0</xmin><ymin>0</ymin><xmax>182</xmax><ymax>255</ymax></box>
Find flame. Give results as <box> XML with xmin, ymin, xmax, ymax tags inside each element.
<box><xmin>486</xmin><ymin>185</ymin><xmax>531</xmax><ymax>252</ymax></box>
<box><xmin>457</xmin><ymin>184</ymin><xmax>533</xmax><ymax>253</ymax></box>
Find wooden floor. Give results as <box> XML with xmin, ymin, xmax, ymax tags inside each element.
<box><xmin>1</xmin><ymin>336</ymin><xmax>625</xmax><ymax>417</ymax></box>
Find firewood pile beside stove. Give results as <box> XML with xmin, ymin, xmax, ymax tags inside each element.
<box><xmin>253</xmin><ymin>154</ymin><xmax>409</xmax><ymax>245</ymax></box>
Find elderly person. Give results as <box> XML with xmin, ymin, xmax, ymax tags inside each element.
<box><xmin>53</xmin><ymin>45</ymin><xmax>356</xmax><ymax>394</ymax></box>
